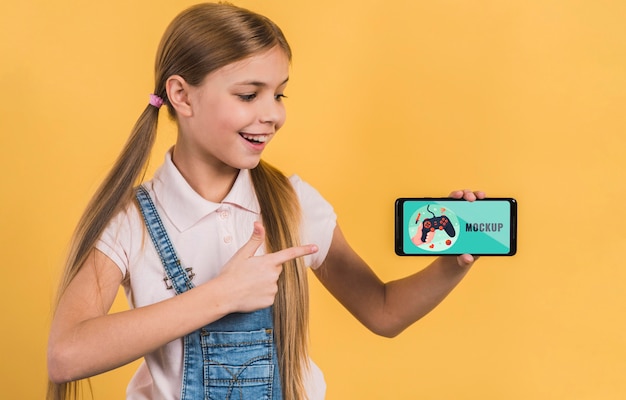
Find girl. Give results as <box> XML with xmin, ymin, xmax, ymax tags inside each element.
<box><xmin>47</xmin><ymin>3</ymin><xmax>484</xmax><ymax>400</ymax></box>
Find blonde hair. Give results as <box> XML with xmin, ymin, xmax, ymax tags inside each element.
<box><xmin>48</xmin><ymin>3</ymin><xmax>309</xmax><ymax>399</ymax></box>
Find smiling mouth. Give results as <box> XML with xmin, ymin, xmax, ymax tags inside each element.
<box><xmin>240</xmin><ymin>133</ymin><xmax>270</xmax><ymax>143</ymax></box>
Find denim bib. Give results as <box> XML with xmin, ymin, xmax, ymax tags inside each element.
<box><xmin>136</xmin><ymin>186</ymin><xmax>282</xmax><ymax>400</ymax></box>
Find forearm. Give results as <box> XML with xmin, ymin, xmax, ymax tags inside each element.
<box><xmin>379</xmin><ymin>256</ymin><xmax>472</xmax><ymax>337</ymax></box>
<box><xmin>48</xmin><ymin>278</ymin><xmax>231</xmax><ymax>383</ymax></box>
<box><xmin>49</xmin><ymin>225</ymin><xmax>312</xmax><ymax>384</ymax></box>
<box><xmin>316</xmin><ymin>225</ymin><xmax>475</xmax><ymax>338</ymax></box>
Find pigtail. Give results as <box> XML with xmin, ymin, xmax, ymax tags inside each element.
<box><xmin>251</xmin><ymin>160</ymin><xmax>310</xmax><ymax>400</ymax></box>
<box><xmin>47</xmin><ymin>103</ymin><xmax>161</xmax><ymax>400</ymax></box>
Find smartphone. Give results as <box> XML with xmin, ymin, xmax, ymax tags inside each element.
<box><xmin>395</xmin><ymin>198</ymin><xmax>517</xmax><ymax>256</ymax></box>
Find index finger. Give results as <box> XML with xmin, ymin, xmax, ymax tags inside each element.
<box><xmin>267</xmin><ymin>244</ymin><xmax>319</xmax><ymax>265</ymax></box>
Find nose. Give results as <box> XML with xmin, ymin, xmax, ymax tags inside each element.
<box><xmin>259</xmin><ymin>97</ymin><xmax>285</xmax><ymax>127</ymax></box>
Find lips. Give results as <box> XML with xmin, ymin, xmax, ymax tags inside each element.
<box><xmin>240</xmin><ymin>133</ymin><xmax>270</xmax><ymax>143</ymax></box>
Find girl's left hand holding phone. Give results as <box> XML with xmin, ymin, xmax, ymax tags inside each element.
<box><xmin>447</xmin><ymin>189</ymin><xmax>486</xmax><ymax>267</ymax></box>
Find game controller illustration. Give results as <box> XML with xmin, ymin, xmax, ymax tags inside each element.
<box><xmin>408</xmin><ymin>203</ymin><xmax>460</xmax><ymax>252</ymax></box>
<box><xmin>420</xmin><ymin>205</ymin><xmax>456</xmax><ymax>242</ymax></box>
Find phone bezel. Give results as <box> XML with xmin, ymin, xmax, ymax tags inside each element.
<box><xmin>395</xmin><ymin>197</ymin><xmax>517</xmax><ymax>256</ymax></box>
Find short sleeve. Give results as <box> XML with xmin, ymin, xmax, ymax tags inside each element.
<box><xmin>95</xmin><ymin>203</ymin><xmax>141</xmax><ymax>278</ymax></box>
<box><xmin>289</xmin><ymin>175</ymin><xmax>337</xmax><ymax>269</ymax></box>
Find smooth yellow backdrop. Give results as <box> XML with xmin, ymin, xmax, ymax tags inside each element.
<box><xmin>1</xmin><ymin>0</ymin><xmax>625</xmax><ymax>398</ymax></box>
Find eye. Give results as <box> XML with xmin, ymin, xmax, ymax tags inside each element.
<box><xmin>238</xmin><ymin>93</ymin><xmax>257</xmax><ymax>102</ymax></box>
<box><xmin>275</xmin><ymin>94</ymin><xmax>288</xmax><ymax>101</ymax></box>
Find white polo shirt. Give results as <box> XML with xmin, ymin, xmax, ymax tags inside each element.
<box><xmin>96</xmin><ymin>150</ymin><xmax>336</xmax><ymax>399</ymax></box>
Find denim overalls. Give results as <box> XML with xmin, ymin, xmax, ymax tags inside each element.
<box><xmin>136</xmin><ymin>186</ymin><xmax>282</xmax><ymax>400</ymax></box>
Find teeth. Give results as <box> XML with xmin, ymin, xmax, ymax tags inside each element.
<box><xmin>241</xmin><ymin>133</ymin><xmax>269</xmax><ymax>143</ymax></box>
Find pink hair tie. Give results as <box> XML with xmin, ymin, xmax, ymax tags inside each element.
<box><xmin>149</xmin><ymin>94</ymin><xmax>164</xmax><ymax>109</ymax></box>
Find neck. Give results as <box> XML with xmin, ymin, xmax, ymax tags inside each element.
<box><xmin>171</xmin><ymin>146</ymin><xmax>239</xmax><ymax>203</ymax></box>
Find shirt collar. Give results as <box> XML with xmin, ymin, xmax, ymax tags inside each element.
<box><xmin>151</xmin><ymin>149</ymin><xmax>260</xmax><ymax>232</ymax></box>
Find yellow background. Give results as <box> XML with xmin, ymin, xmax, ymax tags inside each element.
<box><xmin>1</xmin><ymin>0</ymin><xmax>625</xmax><ymax>398</ymax></box>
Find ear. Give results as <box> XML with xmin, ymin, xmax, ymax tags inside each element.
<box><xmin>166</xmin><ymin>75</ymin><xmax>193</xmax><ymax>117</ymax></box>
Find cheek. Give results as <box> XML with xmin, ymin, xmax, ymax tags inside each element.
<box><xmin>210</xmin><ymin>104</ymin><xmax>250</xmax><ymax>131</ymax></box>
<box><xmin>230</xmin><ymin>103</ymin><xmax>258</xmax><ymax>126</ymax></box>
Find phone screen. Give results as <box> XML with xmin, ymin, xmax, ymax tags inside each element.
<box><xmin>395</xmin><ymin>198</ymin><xmax>517</xmax><ymax>256</ymax></box>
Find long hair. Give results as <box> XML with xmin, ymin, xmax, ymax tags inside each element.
<box><xmin>48</xmin><ymin>3</ymin><xmax>309</xmax><ymax>399</ymax></box>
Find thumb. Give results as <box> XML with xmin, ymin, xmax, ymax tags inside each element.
<box><xmin>236</xmin><ymin>221</ymin><xmax>266</xmax><ymax>259</ymax></box>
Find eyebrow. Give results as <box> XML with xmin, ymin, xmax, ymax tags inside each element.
<box><xmin>235</xmin><ymin>77</ymin><xmax>289</xmax><ymax>87</ymax></box>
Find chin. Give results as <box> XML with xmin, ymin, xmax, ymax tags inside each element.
<box><xmin>237</xmin><ymin>158</ymin><xmax>262</xmax><ymax>170</ymax></box>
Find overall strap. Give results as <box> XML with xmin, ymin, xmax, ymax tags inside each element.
<box><xmin>135</xmin><ymin>185</ymin><xmax>205</xmax><ymax>398</ymax></box>
<box><xmin>135</xmin><ymin>185</ymin><xmax>195</xmax><ymax>294</ymax></box>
